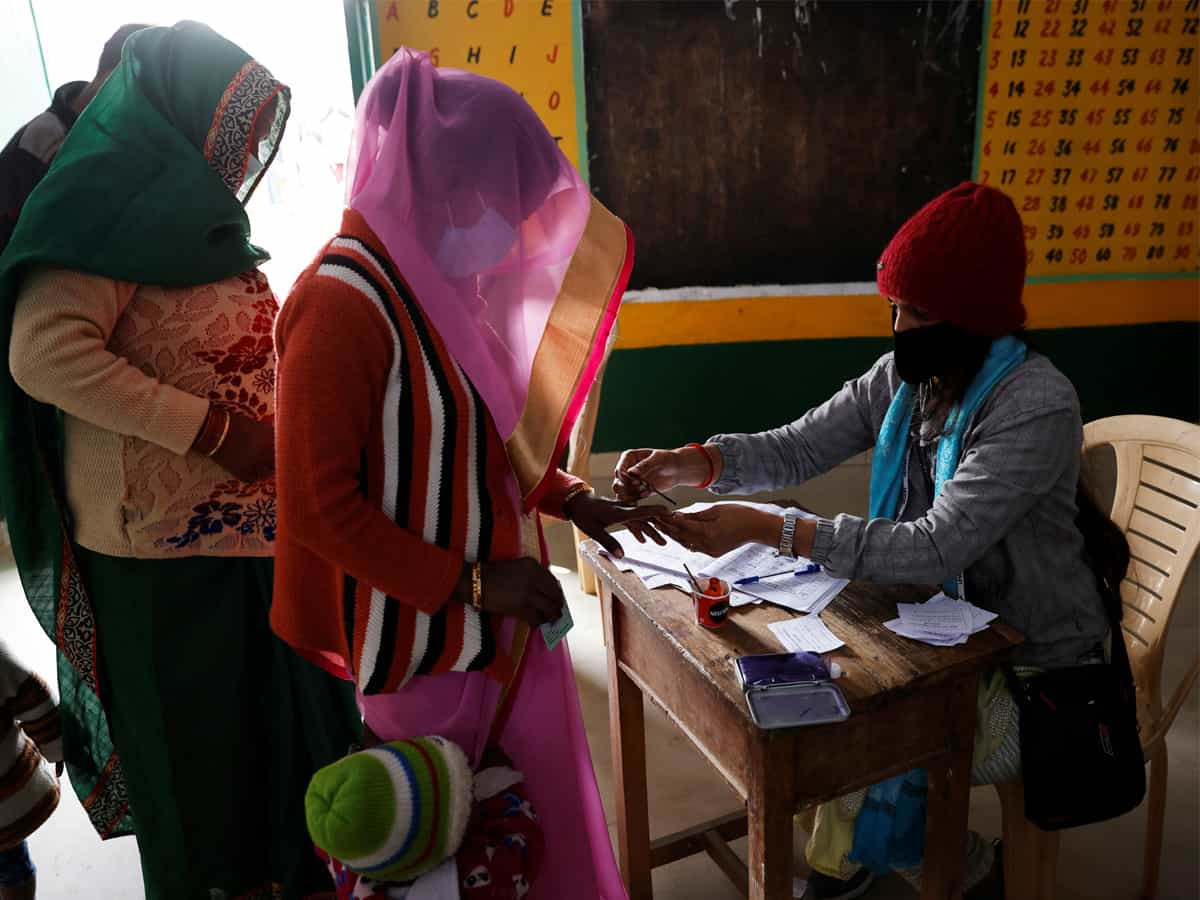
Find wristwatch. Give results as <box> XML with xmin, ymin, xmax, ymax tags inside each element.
<box><xmin>779</xmin><ymin>511</ymin><xmax>798</xmax><ymax>558</ymax></box>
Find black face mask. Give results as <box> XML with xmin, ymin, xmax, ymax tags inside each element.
<box><xmin>892</xmin><ymin>321</ymin><xmax>992</xmax><ymax>385</ymax></box>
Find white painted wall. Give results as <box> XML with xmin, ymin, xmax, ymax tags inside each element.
<box><xmin>0</xmin><ymin>0</ymin><xmax>51</xmax><ymax>140</ymax></box>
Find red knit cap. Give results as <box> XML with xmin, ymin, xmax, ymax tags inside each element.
<box><xmin>876</xmin><ymin>182</ymin><xmax>1028</xmax><ymax>337</ymax></box>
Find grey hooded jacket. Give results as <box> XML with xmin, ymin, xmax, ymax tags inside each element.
<box><xmin>709</xmin><ymin>352</ymin><xmax>1109</xmax><ymax>669</ymax></box>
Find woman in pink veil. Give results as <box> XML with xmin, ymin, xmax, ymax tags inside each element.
<box><xmin>271</xmin><ymin>50</ymin><xmax>655</xmax><ymax>899</ymax></box>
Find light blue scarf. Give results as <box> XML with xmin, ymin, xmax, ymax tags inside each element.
<box><xmin>849</xmin><ymin>335</ymin><xmax>1027</xmax><ymax>874</ymax></box>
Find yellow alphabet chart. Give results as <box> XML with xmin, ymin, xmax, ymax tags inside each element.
<box><xmin>976</xmin><ymin>0</ymin><xmax>1199</xmax><ymax>277</ymax></box>
<box><xmin>376</xmin><ymin>0</ymin><xmax>587</xmax><ymax>176</ymax></box>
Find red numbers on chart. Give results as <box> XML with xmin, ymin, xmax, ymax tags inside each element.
<box><xmin>985</xmin><ymin>0</ymin><xmax>1198</xmax><ymax>275</ymax></box>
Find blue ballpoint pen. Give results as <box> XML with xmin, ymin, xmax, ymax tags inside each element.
<box><xmin>734</xmin><ymin>564</ymin><xmax>820</xmax><ymax>586</ymax></box>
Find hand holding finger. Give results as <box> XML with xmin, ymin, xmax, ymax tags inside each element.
<box><xmin>614</xmin><ymin>449</ymin><xmax>653</xmax><ymax>486</ymax></box>
<box><xmin>613</xmin><ymin>476</ymin><xmax>650</xmax><ymax>504</ymax></box>
<box><xmin>626</xmin><ymin>449</ymin><xmax>680</xmax><ymax>493</ymax></box>
<box><xmin>672</xmin><ymin>508</ymin><xmax>719</xmax><ymax>524</ymax></box>
<box><xmin>616</xmin><ymin>447</ymin><xmax>652</xmax><ymax>469</ymax></box>
<box><xmin>655</xmin><ymin>519</ymin><xmax>693</xmax><ymax>546</ymax></box>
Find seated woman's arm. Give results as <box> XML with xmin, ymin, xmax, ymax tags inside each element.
<box><xmin>9</xmin><ymin>267</ymin><xmax>210</xmax><ymax>455</ymax></box>
<box><xmin>619</xmin><ymin>355</ymin><xmax>892</xmax><ymax>503</ymax></box>
<box><xmin>666</xmin><ymin>384</ymin><xmax>1080</xmax><ymax>582</ymax></box>
<box><xmin>806</xmin><ymin>397</ymin><xmax>1079</xmax><ymax>583</ymax></box>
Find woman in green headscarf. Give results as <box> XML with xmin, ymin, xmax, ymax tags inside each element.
<box><xmin>0</xmin><ymin>22</ymin><xmax>360</xmax><ymax>899</ymax></box>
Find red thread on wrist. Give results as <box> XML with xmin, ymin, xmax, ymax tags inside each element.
<box><xmin>688</xmin><ymin>443</ymin><xmax>716</xmax><ymax>489</ymax></box>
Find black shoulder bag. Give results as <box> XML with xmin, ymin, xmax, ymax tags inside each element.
<box><xmin>1004</xmin><ymin>585</ymin><xmax>1146</xmax><ymax>830</ymax></box>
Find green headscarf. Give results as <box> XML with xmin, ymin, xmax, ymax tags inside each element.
<box><xmin>0</xmin><ymin>20</ymin><xmax>289</xmax><ymax>839</ymax></box>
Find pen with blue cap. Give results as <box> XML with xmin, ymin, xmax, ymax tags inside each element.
<box><xmin>734</xmin><ymin>563</ymin><xmax>820</xmax><ymax>586</ymax></box>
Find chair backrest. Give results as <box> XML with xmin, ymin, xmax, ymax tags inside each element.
<box><xmin>1083</xmin><ymin>415</ymin><xmax>1200</xmax><ymax>737</ymax></box>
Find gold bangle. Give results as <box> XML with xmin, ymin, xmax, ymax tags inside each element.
<box><xmin>470</xmin><ymin>562</ymin><xmax>484</xmax><ymax>611</ymax></box>
<box><xmin>561</xmin><ymin>483</ymin><xmax>593</xmax><ymax>511</ymax></box>
<box><xmin>192</xmin><ymin>407</ymin><xmax>215</xmax><ymax>455</ymax></box>
<box><xmin>205</xmin><ymin>409</ymin><xmax>232</xmax><ymax>457</ymax></box>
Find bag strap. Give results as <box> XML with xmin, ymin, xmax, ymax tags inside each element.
<box><xmin>1101</xmin><ymin>584</ymin><xmax>1139</xmax><ymax>703</ymax></box>
<box><xmin>1005</xmin><ymin>581</ymin><xmax>1136</xmax><ymax>707</ymax></box>
<box><xmin>489</xmin><ymin>621</ymin><xmax>531</xmax><ymax>742</ymax></box>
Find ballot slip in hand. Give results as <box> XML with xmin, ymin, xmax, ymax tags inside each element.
<box><xmin>541</xmin><ymin>604</ymin><xmax>574</xmax><ymax>650</ymax></box>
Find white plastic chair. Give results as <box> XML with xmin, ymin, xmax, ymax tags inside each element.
<box><xmin>998</xmin><ymin>415</ymin><xmax>1200</xmax><ymax>900</ymax></box>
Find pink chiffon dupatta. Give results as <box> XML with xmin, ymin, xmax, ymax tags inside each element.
<box><xmin>346</xmin><ymin>49</ymin><xmax>633</xmax><ymax>510</ymax></box>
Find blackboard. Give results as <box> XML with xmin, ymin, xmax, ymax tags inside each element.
<box><xmin>582</xmin><ymin>0</ymin><xmax>984</xmax><ymax>288</ymax></box>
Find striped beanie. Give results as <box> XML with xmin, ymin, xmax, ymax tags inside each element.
<box><xmin>305</xmin><ymin>736</ymin><xmax>473</xmax><ymax>884</ymax></box>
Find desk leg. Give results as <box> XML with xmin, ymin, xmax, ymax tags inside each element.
<box><xmin>921</xmin><ymin>674</ymin><xmax>979</xmax><ymax>900</ymax></box>
<box><xmin>602</xmin><ymin>583</ymin><xmax>653</xmax><ymax>899</ymax></box>
<box><xmin>747</xmin><ymin>734</ymin><xmax>796</xmax><ymax>900</ymax></box>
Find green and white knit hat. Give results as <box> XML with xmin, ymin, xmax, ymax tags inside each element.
<box><xmin>304</xmin><ymin>736</ymin><xmax>473</xmax><ymax>884</ymax></box>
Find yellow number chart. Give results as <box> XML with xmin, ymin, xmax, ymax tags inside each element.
<box><xmin>976</xmin><ymin>0</ymin><xmax>1199</xmax><ymax>278</ymax></box>
<box><xmin>376</xmin><ymin>0</ymin><xmax>587</xmax><ymax>177</ymax></box>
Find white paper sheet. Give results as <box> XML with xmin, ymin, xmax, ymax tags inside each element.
<box><xmin>884</xmin><ymin>592</ymin><xmax>999</xmax><ymax>646</ymax></box>
<box><xmin>969</xmin><ymin>605</ymin><xmax>1000</xmax><ymax>630</ymax></box>
<box><xmin>883</xmin><ymin>618</ymin><xmax>969</xmax><ymax>646</ymax></box>
<box><xmin>736</xmin><ymin>570</ymin><xmax>849</xmax><ymax>615</ymax></box>
<box><xmin>768</xmin><ymin>615</ymin><xmax>845</xmax><ymax>654</ymax></box>
<box><xmin>697</xmin><ymin>541</ymin><xmax>787</xmax><ymax>584</ymax></box>
<box><xmin>896</xmin><ymin>598</ymin><xmax>972</xmax><ymax>635</ymax></box>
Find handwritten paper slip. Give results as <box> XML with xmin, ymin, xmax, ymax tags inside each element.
<box><xmin>736</xmin><ymin>570</ymin><xmax>848</xmax><ymax>616</ymax></box>
<box><xmin>768</xmin><ymin>616</ymin><xmax>845</xmax><ymax>655</ymax></box>
<box><xmin>699</xmin><ymin>541</ymin><xmax>787</xmax><ymax>585</ymax></box>
<box><xmin>884</xmin><ymin>592</ymin><xmax>999</xmax><ymax>647</ymax></box>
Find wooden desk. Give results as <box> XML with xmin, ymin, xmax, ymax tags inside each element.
<box><xmin>581</xmin><ymin>541</ymin><xmax>1023</xmax><ymax>900</ymax></box>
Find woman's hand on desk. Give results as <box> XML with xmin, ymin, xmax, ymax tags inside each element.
<box><xmin>656</xmin><ymin>504</ymin><xmax>779</xmax><ymax>556</ymax></box>
<box><xmin>613</xmin><ymin>444</ymin><xmax>722</xmax><ymax>502</ymax></box>
<box><xmin>564</xmin><ymin>492</ymin><xmax>669</xmax><ymax>556</ymax></box>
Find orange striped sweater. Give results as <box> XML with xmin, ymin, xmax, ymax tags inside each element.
<box><xmin>0</xmin><ymin>640</ymin><xmax>61</xmax><ymax>851</ymax></box>
<box><xmin>271</xmin><ymin>211</ymin><xmax>583</xmax><ymax>694</ymax></box>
